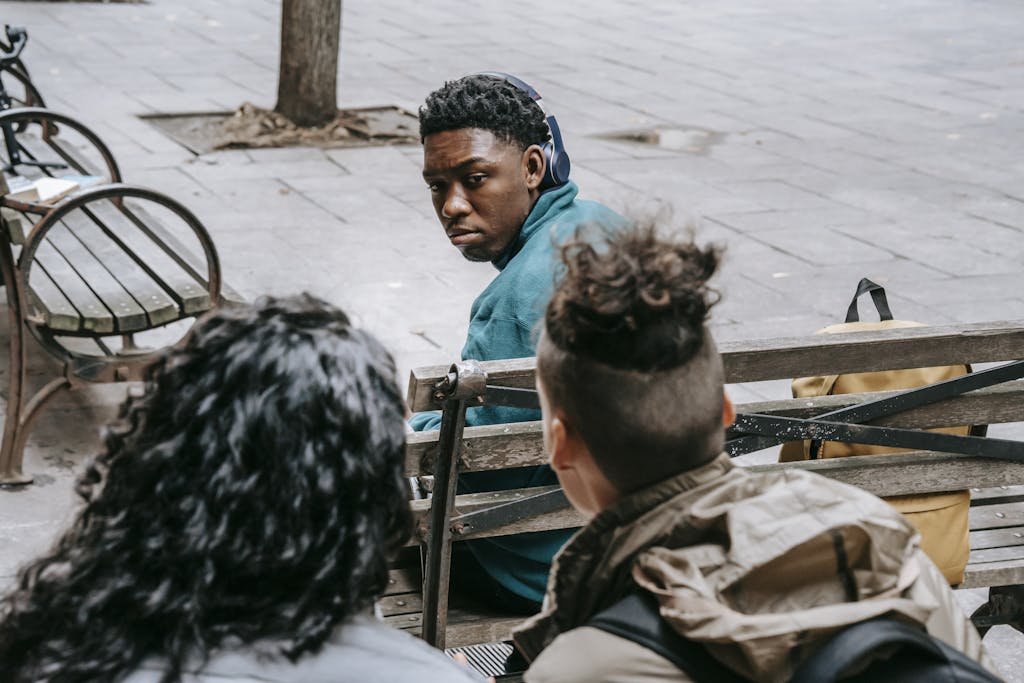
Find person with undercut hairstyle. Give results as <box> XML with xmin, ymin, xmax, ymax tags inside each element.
<box><xmin>514</xmin><ymin>225</ymin><xmax>994</xmax><ymax>682</ymax></box>
<box><xmin>413</xmin><ymin>74</ymin><xmax>626</xmax><ymax>613</ymax></box>
<box><xmin>0</xmin><ymin>295</ymin><xmax>481</xmax><ymax>683</ymax></box>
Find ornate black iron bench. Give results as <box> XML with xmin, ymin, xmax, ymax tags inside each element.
<box><xmin>0</xmin><ymin>106</ymin><xmax>244</xmax><ymax>484</ymax></box>
<box><xmin>387</xmin><ymin>320</ymin><xmax>1024</xmax><ymax>673</ymax></box>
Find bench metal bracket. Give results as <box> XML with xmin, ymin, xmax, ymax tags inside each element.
<box><xmin>727</xmin><ymin>359</ymin><xmax>1024</xmax><ymax>456</ymax></box>
<box><xmin>971</xmin><ymin>584</ymin><xmax>1024</xmax><ymax>637</ymax></box>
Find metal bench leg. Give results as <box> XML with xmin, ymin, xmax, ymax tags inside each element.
<box><xmin>421</xmin><ymin>395</ymin><xmax>467</xmax><ymax>649</ymax></box>
<box><xmin>971</xmin><ymin>585</ymin><xmax>1024</xmax><ymax>638</ymax></box>
<box><xmin>0</xmin><ymin>230</ymin><xmax>30</xmax><ymax>485</ymax></box>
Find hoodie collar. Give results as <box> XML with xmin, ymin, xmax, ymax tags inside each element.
<box><xmin>492</xmin><ymin>181</ymin><xmax>579</xmax><ymax>271</ymax></box>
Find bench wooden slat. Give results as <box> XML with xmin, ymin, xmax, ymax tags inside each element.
<box><xmin>385</xmin><ymin>611</ymin><xmax>523</xmax><ymax>649</ymax></box>
<box><xmin>407</xmin><ymin>321</ymin><xmax>1024</xmax><ymax>411</ymax></box>
<box><xmin>971</xmin><ymin>486</ymin><xmax>1024</xmax><ymax>506</ymax></box>
<box><xmin>970</xmin><ymin>503</ymin><xmax>1024</xmax><ymax>531</ymax></box>
<box><xmin>58</xmin><ymin>209</ymin><xmax>182</xmax><ymax>327</ymax></box>
<box><xmin>43</xmin><ymin>222</ymin><xmax>149</xmax><ymax>332</ymax></box>
<box><xmin>25</xmin><ymin>262</ymin><xmax>80</xmax><ymax>332</ymax></box>
<box><xmin>752</xmin><ymin>453</ymin><xmax>1024</xmax><ymax>499</ymax></box>
<box><xmin>32</xmin><ymin>239</ymin><xmax>114</xmax><ymax>333</ymax></box>
<box><xmin>409</xmin><ymin>454</ymin><xmax>1024</xmax><ymax>542</ymax></box>
<box><xmin>386</xmin><ymin>565</ymin><xmax>421</xmax><ymax>595</ymax></box>
<box><xmin>961</xmin><ymin>558</ymin><xmax>1024</xmax><ymax>590</ymax></box>
<box><xmin>83</xmin><ymin>199</ymin><xmax>211</xmax><ymax>315</ymax></box>
<box><xmin>961</xmin><ymin>522</ymin><xmax>1024</xmax><ymax>588</ymax></box>
<box><xmin>725</xmin><ymin>321</ymin><xmax>1024</xmax><ymax>383</ymax></box>
<box><xmin>379</xmin><ymin>592</ymin><xmax>423</xmax><ymax>617</ymax></box>
<box><xmin>54</xmin><ymin>335</ymin><xmax>112</xmax><ymax>357</ymax></box>
<box><xmin>970</xmin><ymin>526</ymin><xmax>1024</xmax><ymax>551</ymax></box>
<box><xmin>967</xmin><ymin>545</ymin><xmax>1024</xmax><ymax>565</ymax></box>
<box><xmin>406</xmin><ymin>421</ymin><xmax>543</xmax><ymax>475</ymax></box>
<box><xmin>406</xmin><ymin>383</ymin><xmax>1024</xmax><ymax>475</ymax></box>
<box><xmin>124</xmin><ymin>201</ymin><xmax>246</xmax><ymax>307</ymax></box>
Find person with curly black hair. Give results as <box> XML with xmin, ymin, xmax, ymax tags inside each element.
<box><xmin>0</xmin><ymin>295</ymin><xmax>481</xmax><ymax>683</ymax></box>
<box><xmin>513</xmin><ymin>224</ymin><xmax>994</xmax><ymax>682</ymax></box>
<box><xmin>413</xmin><ymin>74</ymin><xmax>627</xmax><ymax>614</ymax></box>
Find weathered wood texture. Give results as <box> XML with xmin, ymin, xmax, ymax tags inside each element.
<box><xmin>406</xmin><ymin>421</ymin><xmax>543</xmax><ymax>475</ymax></box>
<box><xmin>406</xmin><ymin>384</ymin><xmax>1024</xmax><ymax>475</ymax></box>
<box><xmin>386</xmin><ymin>610</ymin><xmax>523</xmax><ymax>649</ymax></box>
<box><xmin>408</xmin><ymin>321</ymin><xmax>1024</xmax><ymax>411</ymax></box>
<box><xmin>406</xmin><ymin>454</ymin><xmax>1024</xmax><ymax>542</ymax></box>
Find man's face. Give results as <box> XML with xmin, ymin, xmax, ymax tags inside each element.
<box><xmin>422</xmin><ymin>128</ymin><xmax>542</xmax><ymax>262</ymax></box>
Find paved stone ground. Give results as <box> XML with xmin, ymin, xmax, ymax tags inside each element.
<box><xmin>0</xmin><ymin>0</ymin><xmax>1022</xmax><ymax>675</ymax></box>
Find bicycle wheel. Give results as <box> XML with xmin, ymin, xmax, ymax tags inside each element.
<box><xmin>0</xmin><ymin>64</ymin><xmax>46</xmax><ymax>109</ymax></box>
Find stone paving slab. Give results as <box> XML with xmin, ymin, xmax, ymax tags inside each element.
<box><xmin>0</xmin><ymin>0</ymin><xmax>1022</xmax><ymax>676</ymax></box>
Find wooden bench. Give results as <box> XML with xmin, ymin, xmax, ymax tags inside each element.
<box><xmin>0</xmin><ymin>107</ymin><xmax>243</xmax><ymax>484</ymax></box>
<box><xmin>385</xmin><ymin>320</ymin><xmax>1024</xmax><ymax>662</ymax></box>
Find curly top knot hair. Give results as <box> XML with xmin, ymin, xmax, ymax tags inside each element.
<box><xmin>545</xmin><ymin>223</ymin><xmax>722</xmax><ymax>372</ymax></box>
<box><xmin>0</xmin><ymin>294</ymin><xmax>412</xmax><ymax>683</ymax></box>
<box><xmin>419</xmin><ymin>74</ymin><xmax>551</xmax><ymax>149</ymax></box>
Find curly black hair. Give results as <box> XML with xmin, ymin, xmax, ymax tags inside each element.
<box><xmin>419</xmin><ymin>74</ymin><xmax>551</xmax><ymax>149</ymax></box>
<box><xmin>0</xmin><ymin>294</ymin><xmax>412</xmax><ymax>683</ymax></box>
<box><xmin>545</xmin><ymin>222</ymin><xmax>721</xmax><ymax>371</ymax></box>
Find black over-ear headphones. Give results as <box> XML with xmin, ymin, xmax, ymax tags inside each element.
<box><xmin>474</xmin><ymin>71</ymin><xmax>571</xmax><ymax>190</ymax></box>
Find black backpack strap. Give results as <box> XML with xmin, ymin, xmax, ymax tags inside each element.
<box><xmin>789</xmin><ymin>617</ymin><xmax>1002</xmax><ymax>683</ymax></box>
<box><xmin>587</xmin><ymin>592</ymin><xmax>747</xmax><ymax>683</ymax></box>
<box><xmin>846</xmin><ymin>278</ymin><xmax>894</xmax><ymax>323</ymax></box>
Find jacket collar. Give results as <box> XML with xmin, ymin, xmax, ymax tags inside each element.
<box><xmin>514</xmin><ymin>453</ymin><xmax>735</xmax><ymax>659</ymax></box>
<box><xmin>492</xmin><ymin>181</ymin><xmax>579</xmax><ymax>271</ymax></box>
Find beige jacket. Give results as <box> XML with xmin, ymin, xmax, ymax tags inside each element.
<box><xmin>515</xmin><ymin>453</ymin><xmax>994</xmax><ymax>683</ymax></box>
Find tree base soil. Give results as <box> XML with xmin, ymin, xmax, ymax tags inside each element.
<box><xmin>140</xmin><ymin>102</ymin><xmax>419</xmax><ymax>155</ymax></box>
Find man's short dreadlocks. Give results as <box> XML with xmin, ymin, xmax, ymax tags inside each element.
<box><xmin>419</xmin><ymin>75</ymin><xmax>551</xmax><ymax>150</ymax></box>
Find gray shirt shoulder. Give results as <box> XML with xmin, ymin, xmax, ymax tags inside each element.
<box><xmin>121</xmin><ymin>615</ymin><xmax>482</xmax><ymax>683</ymax></box>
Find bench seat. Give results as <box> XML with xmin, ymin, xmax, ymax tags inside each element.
<box><xmin>10</xmin><ymin>195</ymin><xmax>244</xmax><ymax>335</ymax></box>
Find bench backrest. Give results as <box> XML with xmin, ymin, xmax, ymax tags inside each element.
<box><xmin>406</xmin><ymin>320</ymin><xmax>1024</xmax><ymax>541</ymax></box>
<box><xmin>400</xmin><ymin>320</ymin><xmax>1024</xmax><ymax>648</ymax></box>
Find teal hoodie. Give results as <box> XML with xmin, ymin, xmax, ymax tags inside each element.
<box><xmin>410</xmin><ymin>181</ymin><xmax>626</xmax><ymax>603</ymax></box>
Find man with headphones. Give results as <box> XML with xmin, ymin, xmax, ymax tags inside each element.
<box><xmin>412</xmin><ymin>73</ymin><xmax>626</xmax><ymax>614</ymax></box>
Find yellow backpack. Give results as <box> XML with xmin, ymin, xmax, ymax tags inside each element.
<box><xmin>779</xmin><ymin>279</ymin><xmax>974</xmax><ymax>585</ymax></box>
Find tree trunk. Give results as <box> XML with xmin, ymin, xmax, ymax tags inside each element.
<box><xmin>275</xmin><ymin>0</ymin><xmax>342</xmax><ymax>127</ymax></box>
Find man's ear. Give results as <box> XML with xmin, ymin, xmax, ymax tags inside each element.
<box><xmin>548</xmin><ymin>412</ymin><xmax>575</xmax><ymax>473</ymax></box>
<box><xmin>721</xmin><ymin>391</ymin><xmax>736</xmax><ymax>428</ymax></box>
<box><xmin>522</xmin><ymin>144</ymin><xmax>546</xmax><ymax>191</ymax></box>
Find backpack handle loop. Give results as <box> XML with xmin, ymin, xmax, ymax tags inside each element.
<box><xmin>846</xmin><ymin>278</ymin><xmax>894</xmax><ymax>323</ymax></box>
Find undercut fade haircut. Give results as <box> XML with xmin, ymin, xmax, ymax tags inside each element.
<box><xmin>0</xmin><ymin>295</ymin><xmax>412</xmax><ymax>683</ymax></box>
<box><xmin>538</xmin><ymin>223</ymin><xmax>725</xmax><ymax>493</ymax></box>
<box><xmin>419</xmin><ymin>74</ymin><xmax>551</xmax><ymax>149</ymax></box>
